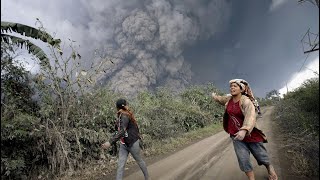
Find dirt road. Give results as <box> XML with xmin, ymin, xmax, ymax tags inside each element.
<box><xmin>125</xmin><ymin>106</ymin><xmax>282</xmax><ymax>180</ymax></box>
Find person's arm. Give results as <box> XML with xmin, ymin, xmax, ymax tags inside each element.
<box><xmin>211</xmin><ymin>92</ymin><xmax>231</xmax><ymax>106</ymax></box>
<box><xmin>101</xmin><ymin>113</ymin><xmax>131</xmax><ymax>149</ymax></box>
<box><xmin>240</xmin><ymin>98</ymin><xmax>256</xmax><ymax>134</ymax></box>
<box><xmin>109</xmin><ymin>114</ymin><xmax>130</xmax><ymax>144</ymax></box>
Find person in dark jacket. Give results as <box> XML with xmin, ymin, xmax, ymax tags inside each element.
<box><xmin>101</xmin><ymin>99</ymin><xmax>149</xmax><ymax>180</ymax></box>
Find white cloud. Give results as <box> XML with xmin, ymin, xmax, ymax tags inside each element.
<box><xmin>269</xmin><ymin>0</ymin><xmax>289</xmax><ymax>12</ymax></box>
<box><xmin>279</xmin><ymin>56</ymin><xmax>319</xmax><ymax>96</ymax></box>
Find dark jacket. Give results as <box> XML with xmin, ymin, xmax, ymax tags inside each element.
<box><xmin>109</xmin><ymin>113</ymin><xmax>140</xmax><ymax>147</ymax></box>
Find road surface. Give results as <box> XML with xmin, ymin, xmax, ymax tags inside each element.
<box><xmin>125</xmin><ymin>106</ymin><xmax>282</xmax><ymax>180</ymax></box>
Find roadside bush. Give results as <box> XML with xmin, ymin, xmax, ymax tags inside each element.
<box><xmin>1</xmin><ymin>24</ymin><xmax>225</xmax><ymax>179</ymax></box>
<box><xmin>2</xmin><ymin>77</ymin><xmax>224</xmax><ymax>179</ymax></box>
<box><xmin>273</xmin><ymin>77</ymin><xmax>319</xmax><ymax>177</ymax></box>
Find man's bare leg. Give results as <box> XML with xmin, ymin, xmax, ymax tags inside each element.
<box><xmin>245</xmin><ymin>171</ymin><xmax>255</xmax><ymax>180</ymax></box>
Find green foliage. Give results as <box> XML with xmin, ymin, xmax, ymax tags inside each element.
<box><xmin>275</xmin><ymin>78</ymin><xmax>319</xmax><ymax>134</ymax></box>
<box><xmin>1</xmin><ymin>113</ymin><xmax>44</xmax><ymax>179</ymax></box>
<box><xmin>1</xmin><ymin>46</ymin><xmax>39</xmax><ymax>115</ymax></box>
<box><xmin>1</xmin><ymin>21</ymin><xmax>61</xmax><ymax>46</ymax></box>
<box><xmin>1</xmin><ymin>22</ymin><xmax>225</xmax><ymax>179</ymax></box>
<box><xmin>1</xmin><ymin>42</ymin><xmax>45</xmax><ymax>179</ymax></box>
<box><xmin>1</xmin><ymin>23</ymin><xmax>60</xmax><ymax>179</ymax></box>
<box><xmin>273</xmin><ymin>77</ymin><xmax>319</xmax><ymax>177</ymax></box>
<box><xmin>1</xmin><ymin>20</ymin><xmax>61</xmax><ymax>66</ymax></box>
<box><xmin>284</xmin><ymin>78</ymin><xmax>319</xmax><ymax>116</ymax></box>
<box><xmin>1</xmin><ymin>34</ymin><xmax>49</xmax><ymax>67</ymax></box>
<box><xmin>132</xmin><ymin>86</ymin><xmax>224</xmax><ymax>142</ymax></box>
<box><xmin>181</xmin><ymin>83</ymin><xmax>224</xmax><ymax>113</ymax></box>
<box><xmin>1</xmin><ymin>81</ymin><xmax>224</xmax><ymax>179</ymax></box>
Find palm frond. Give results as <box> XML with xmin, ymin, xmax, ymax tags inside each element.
<box><xmin>1</xmin><ymin>34</ymin><xmax>49</xmax><ymax>67</ymax></box>
<box><xmin>1</xmin><ymin>21</ymin><xmax>61</xmax><ymax>48</ymax></box>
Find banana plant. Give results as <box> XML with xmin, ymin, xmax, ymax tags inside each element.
<box><xmin>1</xmin><ymin>21</ymin><xmax>61</xmax><ymax>67</ymax></box>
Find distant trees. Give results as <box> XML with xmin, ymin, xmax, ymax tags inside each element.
<box><xmin>265</xmin><ymin>89</ymin><xmax>280</xmax><ymax>100</ymax></box>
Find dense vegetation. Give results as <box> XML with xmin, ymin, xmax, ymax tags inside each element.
<box><xmin>1</xmin><ymin>22</ymin><xmax>225</xmax><ymax>179</ymax></box>
<box><xmin>272</xmin><ymin>77</ymin><xmax>319</xmax><ymax>177</ymax></box>
<box><xmin>1</xmin><ymin>71</ymin><xmax>224</xmax><ymax>179</ymax></box>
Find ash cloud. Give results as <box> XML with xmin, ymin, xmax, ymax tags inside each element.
<box><xmin>1</xmin><ymin>0</ymin><xmax>231</xmax><ymax>96</ymax></box>
<box><xmin>89</xmin><ymin>0</ymin><xmax>232</xmax><ymax>96</ymax></box>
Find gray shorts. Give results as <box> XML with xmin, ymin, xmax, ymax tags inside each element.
<box><xmin>231</xmin><ymin>137</ymin><xmax>270</xmax><ymax>172</ymax></box>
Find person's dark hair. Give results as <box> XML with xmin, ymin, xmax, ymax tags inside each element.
<box><xmin>116</xmin><ymin>98</ymin><xmax>127</xmax><ymax>110</ymax></box>
<box><xmin>239</xmin><ymin>84</ymin><xmax>243</xmax><ymax>90</ymax></box>
<box><xmin>116</xmin><ymin>98</ymin><xmax>138</xmax><ymax>127</ymax></box>
<box><xmin>233</xmin><ymin>82</ymin><xmax>246</xmax><ymax>94</ymax></box>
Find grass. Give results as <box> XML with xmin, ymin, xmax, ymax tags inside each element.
<box><xmin>273</xmin><ymin>122</ymin><xmax>319</xmax><ymax>178</ymax></box>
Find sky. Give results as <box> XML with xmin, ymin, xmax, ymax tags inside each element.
<box><xmin>278</xmin><ymin>56</ymin><xmax>319</xmax><ymax>96</ymax></box>
<box><xmin>1</xmin><ymin>0</ymin><xmax>319</xmax><ymax>98</ymax></box>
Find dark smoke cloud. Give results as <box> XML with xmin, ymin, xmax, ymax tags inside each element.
<box><xmin>91</xmin><ymin>0</ymin><xmax>232</xmax><ymax>96</ymax></box>
<box><xmin>2</xmin><ymin>0</ymin><xmax>231</xmax><ymax>96</ymax></box>
<box><xmin>4</xmin><ymin>0</ymin><xmax>316</xmax><ymax>97</ymax></box>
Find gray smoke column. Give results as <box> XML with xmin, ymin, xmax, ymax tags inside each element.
<box><xmin>85</xmin><ymin>0</ymin><xmax>231</xmax><ymax>96</ymax></box>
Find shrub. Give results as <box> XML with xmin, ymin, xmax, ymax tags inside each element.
<box><xmin>273</xmin><ymin>77</ymin><xmax>319</xmax><ymax>177</ymax></box>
